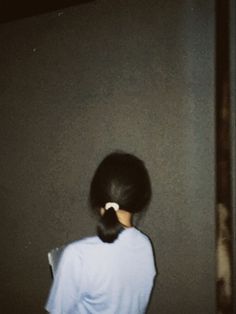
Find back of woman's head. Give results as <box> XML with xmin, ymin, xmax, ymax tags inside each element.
<box><xmin>90</xmin><ymin>152</ymin><xmax>151</xmax><ymax>243</ymax></box>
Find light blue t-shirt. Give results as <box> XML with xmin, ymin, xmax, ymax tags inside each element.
<box><xmin>46</xmin><ymin>227</ymin><xmax>156</xmax><ymax>314</ymax></box>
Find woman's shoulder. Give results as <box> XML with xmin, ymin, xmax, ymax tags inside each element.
<box><xmin>129</xmin><ymin>227</ymin><xmax>152</xmax><ymax>240</ymax></box>
<box><xmin>119</xmin><ymin>227</ymin><xmax>153</xmax><ymax>249</ymax></box>
<box><xmin>64</xmin><ymin>235</ymin><xmax>101</xmax><ymax>254</ymax></box>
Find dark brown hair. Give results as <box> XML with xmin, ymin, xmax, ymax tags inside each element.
<box><xmin>90</xmin><ymin>152</ymin><xmax>151</xmax><ymax>243</ymax></box>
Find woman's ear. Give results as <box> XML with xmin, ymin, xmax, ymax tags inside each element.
<box><xmin>100</xmin><ymin>208</ymin><xmax>105</xmax><ymax>215</ymax></box>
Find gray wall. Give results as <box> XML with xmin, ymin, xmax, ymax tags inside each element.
<box><xmin>0</xmin><ymin>0</ymin><xmax>215</xmax><ymax>313</ymax></box>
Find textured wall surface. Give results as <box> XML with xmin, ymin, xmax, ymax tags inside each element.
<box><xmin>0</xmin><ymin>0</ymin><xmax>215</xmax><ymax>313</ymax></box>
<box><xmin>230</xmin><ymin>0</ymin><xmax>236</xmax><ymax>311</ymax></box>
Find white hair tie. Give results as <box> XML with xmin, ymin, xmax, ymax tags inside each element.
<box><xmin>105</xmin><ymin>202</ymin><xmax>119</xmax><ymax>212</ymax></box>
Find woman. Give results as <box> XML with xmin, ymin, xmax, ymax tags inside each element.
<box><xmin>46</xmin><ymin>152</ymin><xmax>156</xmax><ymax>313</ymax></box>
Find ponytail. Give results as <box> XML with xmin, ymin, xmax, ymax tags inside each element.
<box><xmin>90</xmin><ymin>152</ymin><xmax>152</xmax><ymax>243</ymax></box>
<box><xmin>97</xmin><ymin>207</ymin><xmax>124</xmax><ymax>243</ymax></box>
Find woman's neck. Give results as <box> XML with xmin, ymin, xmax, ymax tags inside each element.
<box><xmin>116</xmin><ymin>210</ymin><xmax>133</xmax><ymax>228</ymax></box>
<box><xmin>100</xmin><ymin>207</ymin><xmax>133</xmax><ymax>228</ymax></box>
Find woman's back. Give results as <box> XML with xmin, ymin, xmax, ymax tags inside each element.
<box><xmin>46</xmin><ymin>152</ymin><xmax>157</xmax><ymax>313</ymax></box>
<box><xmin>46</xmin><ymin>227</ymin><xmax>156</xmax><ymax>314</ymax></box>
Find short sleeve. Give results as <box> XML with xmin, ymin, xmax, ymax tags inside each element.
<box><xmin>45</xmin><ymin>244</ymin><xmax>83</xmax><ymax>314</ymax></box>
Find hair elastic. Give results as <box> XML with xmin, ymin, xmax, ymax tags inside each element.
<box><xmin>105</xmin><ymin>202</ymin><xmax>119</xmax><ymax>212</ymax></box>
